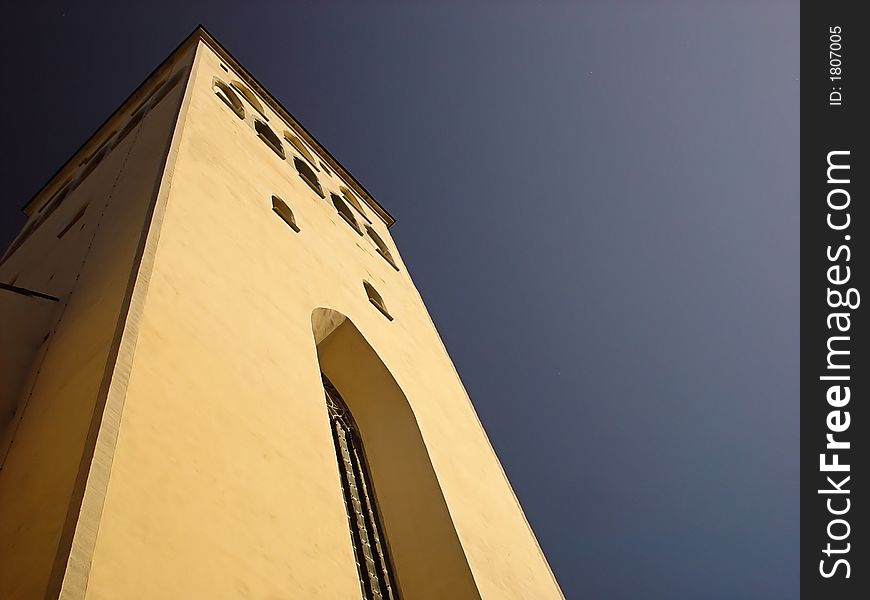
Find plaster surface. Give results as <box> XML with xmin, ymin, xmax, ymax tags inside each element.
<box><xmin>1</xmin><ymin>29</ymin><xmax>562</xmax><ymax>600</ymax></box>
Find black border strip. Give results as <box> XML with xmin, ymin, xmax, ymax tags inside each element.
<box><xmin>801</xmin><ymin>3</ymin><xmax>867</xmax><ymax>598</ymax></box>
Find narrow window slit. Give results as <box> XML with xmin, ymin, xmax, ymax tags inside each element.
<box><xmin>58</xmin><ymin>205</ymin><xmax>88</xmax><ymax>238</ymax></box>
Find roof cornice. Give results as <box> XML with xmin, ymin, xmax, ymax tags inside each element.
<box><xmin>191</xmin><ymin>26</ymin><xmax>395</xmax><ymax>228</ymax></box>
<box><xmin>23</xmin><ymin>25</ymin><xmax>396</xmax><ymax>228</ymax></box>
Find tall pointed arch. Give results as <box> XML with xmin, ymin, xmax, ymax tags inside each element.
<box><xmin>311</xmin><ymin>308</ymin><xmax>481</xmax><ymax>600</ymax></box>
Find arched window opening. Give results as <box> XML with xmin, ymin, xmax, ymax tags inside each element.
<box><xmin>323</xmin><ymin>374</ymin><xmax>400</xmax><ymax>600</ymax></box>
<box><xmin>366</xmin><ymin>226</ymin><xmax>398</xmax><ymax>271</ymax></box>
<box><xmin>231</xmin><ymin>80</ymin><xmax>267</xmax><ymax>119</ymax></box>
<box><xmin>332</xmin><ymin>194</ymin><xmax>363</xmax><ymax>235</ymax></box>
<box><xmin>284</xmin><ymin>131</ymin><xmax>319</xmax><ymax>171</ymax></box>
<box><xmin>271</xmin><ymin>195</ymin><xmax>300</xmax><ymax>232</ymax></box>
<box><xmin>254</xmin><ymin>119</ymin><xmax>285</xmax><ymax>159</ymax></box>
<box><xmin>312</xmin><ymin>310</ymin><xmax>480</xmax><ymax>598</ymax></box>
<box><xmin>339</xmin><ymin>186</ymin><xmax>370</xmax><ymax>223</ymax></box>
<box><xmin>363</xmin><ymin>281</ymin><xmax>392</xmax><ymax>320</ymax></box>
<box><xmin>320</xmin><ymin>161</ymin><xmax>332</xmax><ymax>176</ymax></box>
<box><xmin>213</xmin><ymin>78</ymin><xmax>245</xmax><ymax>119</ymax></box>
<box><xmin>294</xmin><ymin>158</ymin><xmax>324</xmax><ymax>198</ymax></box>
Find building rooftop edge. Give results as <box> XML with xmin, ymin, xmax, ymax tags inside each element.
<box><xmin>22</xmin><ymin>25</ymin><xmax>396</xmax><ymax>228</ymax></box>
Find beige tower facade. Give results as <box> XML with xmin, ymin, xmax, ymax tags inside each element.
<box><xmin>0</xmin><ymin>28</ymin><xmax>563</xmax><ymax>599</ymax></box>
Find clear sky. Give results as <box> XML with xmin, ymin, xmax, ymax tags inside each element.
<box><xmin>0</xmin><ymin>2</ymin><xmax>798</xmax><ymax>598</ymax></box>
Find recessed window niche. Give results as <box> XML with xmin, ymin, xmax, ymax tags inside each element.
<box><xmin>254</xmin><ymin>119</ymin><xmax>285</xmax><ymax>159</ymax></box>
<box><xmin>284</xmin><ymin>131</ymin><xmax>319</xmax><ymax>170</ymax></box>
<box><xmin>272</xmin><ymin>195</ymin><xmax>300</xmax><ymax>232</ymax></box>
<box><xmin>332</xmin><ymin>194</ymin><xmax>363</xmax><ymax>235</ymax></box>
<box><xmin>213</xmin><ymin>78</ymin><xmax>245</xmax><ymax>119</ymax></box>
<box><xmin>231</xmin><ymin>80</ymin><xmax>268</xmax><ymax>120</ymax></box>
<box><xmin>339</xmin><ymin>186</ymin><xmax>370</xmax><ymax>223</ymax></box>
<box><xmin>366</xmin><ymin>226</ymin><xmax>398</xmax><ymax>271</ymax></box>
<box><xmin>363</xmin><ymin>281</ymin><xmax>392</xmax><ymax>320</ymax></box>
<box><xmin>294</xmin><ymin>158</ymin><xmax>324</xmax><ymax>198</ymax></box>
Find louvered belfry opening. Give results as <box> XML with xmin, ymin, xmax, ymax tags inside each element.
<box><xmin>322</xmin><ymin>374</ymin><xmax>400</xmax><ymax>600</ymax></box>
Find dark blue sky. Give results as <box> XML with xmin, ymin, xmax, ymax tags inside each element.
<box><xmin>1</xmin><ymin>2</ymin><xmax>798</xmax><ymax>598</ymax></box>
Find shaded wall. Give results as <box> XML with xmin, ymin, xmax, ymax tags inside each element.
<box><xmin>0</xmin><ymin>54</ymin><xmax>191</xmax><ymax>599</ymax></box>
<box><xmin>35</xmin><ymin>36</ymin><xmax>562</xmax><ymax>599</ymax></box>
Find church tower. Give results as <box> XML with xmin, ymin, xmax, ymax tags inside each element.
<box><xmin>0</xmin><ymin>27</ymin><xmax>563</xmax><ymax>599</ymax></box>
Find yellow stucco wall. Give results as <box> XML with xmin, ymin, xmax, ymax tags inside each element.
<box><xmin>0</xmin><ymin>48</ymin><xmax>193</xmax><ymax>599</ymax></box>
<box><xmin>1</xmin><ymin>29</ymin><xmax>562</xmax><ymax>599</ymax></box>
